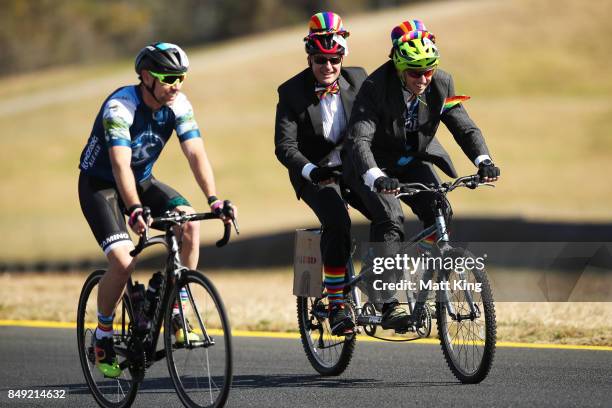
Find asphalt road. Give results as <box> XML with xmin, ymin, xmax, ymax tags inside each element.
<box><xmin>0</xmin><ymin>326</ymin><xmax>611</xmax><ymax>408</ymax></box>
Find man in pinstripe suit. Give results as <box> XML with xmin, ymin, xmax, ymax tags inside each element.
<box><xmin>343</xmin><ymin>19</ymin><xmax>500</xmax><ymax>326</ymax></box>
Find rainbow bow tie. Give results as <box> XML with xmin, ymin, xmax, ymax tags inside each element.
<box><xmin>315</xmin><ymin>81</ymin><xmax>340</xmax><ymax>100</ymax></box>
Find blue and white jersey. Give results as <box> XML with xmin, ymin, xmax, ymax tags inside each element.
<box><xmin>79</xmin><ymin>85</ymin><xmax>200</xmax><ymax>182</ymax></box>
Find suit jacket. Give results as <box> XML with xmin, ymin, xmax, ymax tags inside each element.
<box><xmin>275</xmin><ymin>66</ymin><xmax>368</xmax><ymax>198</ymax></box>
<box><xmin>343</xmin><ymin>60</ymin><xmax>489</xmax><ymax>181</ymax></box>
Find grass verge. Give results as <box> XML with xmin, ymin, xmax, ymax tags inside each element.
<box><xmin>1</xmin><ymin>270</ymin><xmax>610</xmax><ymax>346</ymax></box>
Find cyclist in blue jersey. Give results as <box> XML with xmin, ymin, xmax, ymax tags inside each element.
<box><xmin>78</xmin><ymin>42</ymin><xmax>235</xmax><ymax>378</ymax></box>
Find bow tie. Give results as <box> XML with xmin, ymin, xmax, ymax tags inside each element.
<box><xmin>315</xmin><ymin>81</ymin><xmax>340</xmax><ymax>100</ymax></box>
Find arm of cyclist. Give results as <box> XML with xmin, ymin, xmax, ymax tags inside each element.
<box><xmin>180</xmin><ymin>137</ymin><xmax>237</xmax><ymax>222</ymax></box>
<box><xmin>439</xmin><ymin>73</ymin><xmax>500</xmax><ymax>183</ymax></box>
<box><xmin>344</xmin><ymin>79</ymin><xmax>399</xmax><ymax>193</ymax></box>
<box><xmin>274</xmin><ymin>87</ymin><xmax>336</xmax><ymax>186</ymax></box>
<box><xmin>345</xmin><ymin>79</ymin><xmax>380</xmax><ymax>176</ymax></box>
<box><xmin>109</xmin><ymin>146</ymin><xmax>148</xmax><ymax>235</ymax></box>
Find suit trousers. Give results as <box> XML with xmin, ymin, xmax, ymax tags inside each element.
<box><xmin>346</xmin><ymin>160</ymin><xmax>443</xmax><ymax>242</ymax></box>
<box><xmin>345</xmin><ymin>161</ymin><xmax>444</xmax><ymax>303</ymax></box>
<box><xmin>300</xmin><ymin>181</ymin><xmax>370</xmax><ymax>268</ymax></box>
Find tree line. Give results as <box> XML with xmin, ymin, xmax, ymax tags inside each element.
<box><xmin>1</xmin><ymin>0</ymin><xmax>416</xmax><ymax>76</ymax></box>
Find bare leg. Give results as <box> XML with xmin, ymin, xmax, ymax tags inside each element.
<box><xmin>98</xmin><ymin>245</ymin><xmax>136</xmax><ymax>316</ymax></box>
<box><xmin>174</xmin><ymin>205</ymin><xmax>200</xmax><ymax>270</ymax></box>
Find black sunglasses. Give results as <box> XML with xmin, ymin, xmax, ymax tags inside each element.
<box><xmin>313</xmin><ymin>56</ymin><xmax>343</xmax><ymax>65</ymax></box>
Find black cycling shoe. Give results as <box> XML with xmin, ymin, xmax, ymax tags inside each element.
<box><xmin>381</xmin><ymin>301</ymin><xmax>411</xmax><ymax>331</ymax></box>
<box><xmin>329</xmin><ymin>304</ymin><xmax>355</xmax><ymax>336</ymax></box>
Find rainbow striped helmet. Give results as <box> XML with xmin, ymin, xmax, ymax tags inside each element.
<box><xmin>304</xmin><ymin>12</ymin><xmax>350</xmax><ymax>55</ymax></box>
<box><xmin>390</xmin><ymin>19</ymin><xmax>439</xmax><ymax>71</ymax></box>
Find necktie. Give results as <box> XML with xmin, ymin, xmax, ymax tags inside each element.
<box><xmin>315</xmin><ymin>81</ymin><xmax>340</xmax><ymax>100</ymax></box>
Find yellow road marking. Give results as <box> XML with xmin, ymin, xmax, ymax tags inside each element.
<box><xmin>1</xmin><ymin>320</ymin><xmax>611</xmax><ymax>351</ymax></box>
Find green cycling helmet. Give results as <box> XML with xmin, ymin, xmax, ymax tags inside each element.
<box><xmin>392</xmin><ymin>35</ymin><xmax>439</xmax><ymax>71</ymax></box>
<box><xmin>390</xmin><ymin>20</ymin><xmax>439</xmax><ymax>72</ymax></box>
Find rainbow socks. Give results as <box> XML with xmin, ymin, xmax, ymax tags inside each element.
<box><xmin>324</xmin><ymin>266</ymin><xmax>346</xmax><ymax>307</ymax></box>
<box><xmin>96</xmin><ymin>312</ymin><xmax>114</xmax><ymax>339</ymax></box>
<box><xmin>172</xmin><ymin>287</ymin><xmax>189</xmax><ymax>315</ymax></box>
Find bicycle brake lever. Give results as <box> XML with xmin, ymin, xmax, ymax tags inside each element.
<box><xmin>231</xmin><ymin>217</ymin><xmax>240</xmax><ymax>235</ymax></box>
<box><xmin>222</xmin><ymin>200</ymin><xmax>239</xmax><ymax>234</ymax></box>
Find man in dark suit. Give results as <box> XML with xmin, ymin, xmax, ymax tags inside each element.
<box><xmin>343</xmin><ymin>19</ymin><xmax>500</xmax><ymax>322</ymax></box>
<box><xmin>275</xmin><ymin>12</ymin><xmax>369</xmax><ymax>335</ymax></box>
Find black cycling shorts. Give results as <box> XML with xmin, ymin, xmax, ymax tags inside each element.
<box><xmin>78</xmin><ymin>173</ymin><xmax>191</xmax><ymax>254</ymax></box>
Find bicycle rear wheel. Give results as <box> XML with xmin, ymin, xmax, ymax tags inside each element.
<box><xmin>164</xmin><ymin>270</ymin><xmax>232</xmax><ymax>408</ymax></box>
<box><xmin>436</xmin><ymin>248</ymin><xmax>496</xmax><ymax>383</ymax></box>
<box><xmin>77</xmin><ymin>270</ymin><xmax>140</xmax><ymax>408</ymax></box>
<box><xmin>297</xmin><ymin>295</ymin><xmax>356</xmax><ymax>376</ymax></box>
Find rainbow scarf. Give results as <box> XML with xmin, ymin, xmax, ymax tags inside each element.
<box><xmin>441</xmin><ymin>95</ymin><xmax>470</xmax><ymax>114</ymax></box>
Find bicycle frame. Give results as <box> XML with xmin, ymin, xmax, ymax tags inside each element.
<box><xmin>346</xmin><ymin>176</ymin><xmax>489</xmax><ymax>335</ymax></box>
<box><xmin>114</xmin><ymin>229</ymin><xmax>184</xmax><ymax>368</ymax></box>
<box><xmin>297</xmin><ymin>175</ymin><xmax>496</xmax><ymax>382</ymax></box>
<box><xmin>119</xmin><ymin>211</ymin><xmax>234</xmax><ymax>367</ymax></box>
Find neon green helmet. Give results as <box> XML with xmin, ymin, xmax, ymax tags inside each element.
<box><xmin>390</xmin><ymin>20</ymin><xmax>439</xmax><ymax>71</ymax></box>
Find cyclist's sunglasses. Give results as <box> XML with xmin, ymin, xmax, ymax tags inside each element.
<box><xmin>148</xmin><ymin>70</ymin><xmax>186</xmax><ymax>86</ymax></box>
<box><xmin>405</xmin><ymin>69</ymin><xmax>435</xmax><ymax>79</ymax></box>
<box><xmin>313</xmin><ymin>56</ymin><xmax>343</xmax><ymax>65</ymax></box>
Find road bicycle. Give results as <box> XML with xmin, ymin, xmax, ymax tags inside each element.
<box><xmin>77</xmin><ymin>204</ymin><xmax>238</xmax><ymax>408</ymax></box>
<box><xmin>297</xmin><ymin>175</ymin><xmax>497</xmax><ymax>383</ymax></box>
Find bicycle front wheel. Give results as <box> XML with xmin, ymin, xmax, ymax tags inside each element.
<box><xmin>164</xmin><ymin>270</ymin><xmax>232</xmax><ymax>408</ymax></box>
<box><xmin>436</xmin><ymin>248</ymin><xmax>496</xmax><ymax>383</ymax></box>
<box><xmin>297</xmin><ymin>295</ymin><xmax>356</xmax><ymax>376</ymax></box>
<box><xmin>76</xmin><ymin>270</ymin><xmax>139</xmax><ymax>408</ymax></box>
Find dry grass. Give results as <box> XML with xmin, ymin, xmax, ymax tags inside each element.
<box><xmin>0</xmin><ymin>0</ymin><xmax>611</xmax><ymax>261</ymax></box>
<box><xmin>495</xmin><ymin>303</ymin><xmax>612</xmax><ymax>346</ymax></box>
<box><xmin>1</xmin><ymin>271</ymin><xmax>611</xmax><ymax>346</ymax></box>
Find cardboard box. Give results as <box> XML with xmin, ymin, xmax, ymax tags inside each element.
<box><xmin>293</xmin><ymin>229</ymin><xmax>323</xmax><ymax>297</ymax></box>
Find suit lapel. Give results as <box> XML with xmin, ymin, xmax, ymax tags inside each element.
<box><xmin>415</xmin><ymin>82</ymin><xmax>435</xmax><ymax>151</ymax></box>
<box><xmin>307</xmin><ymin>103</ymin><xmax>323</xmax><ymax>139</ymax></box>
<box><xmin>417</xmin><ymin>81</ymin><xmax>434</xmax><ymax>125</ymax></box>
<box><xmin>338</xmin><ymin>74</ymin><xmax>354</xmax><ymax>118</ymax></box>
<box><xmin>388</xmin><ymin>73</ymin><xmax>407</xmax><ymax>145</ymax></box>
<box><xmin>302</xmin><ymin>69</ymin><xmax>323</xmax><ymax>139</ymax></box>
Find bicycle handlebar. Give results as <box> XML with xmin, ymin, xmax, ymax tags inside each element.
<box><xmin>129</xmin><ymin>206</ymin><xmax>238</xmax><ymax>257</ymax></box>
<box><xmin>396</xmin><ymin>174</ymin><xmax>494</xmax><ymax>198</ymax></box>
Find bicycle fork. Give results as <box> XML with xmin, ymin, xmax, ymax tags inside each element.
<box><xmin>433</xmin><ymin>208</ymin><xmax>480</xmax><ymax>320</ymax></box>
<box><xmin>168</xmin><ymin>234</ymin><xmax>213</xmax><ymax>348</ymax></box>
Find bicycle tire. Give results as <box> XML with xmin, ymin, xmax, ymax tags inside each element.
<box><xmin>164</xmin><ymin>270</ymin><xmax>232</xmax><ymax>408</ymax></box>
<box><xmin>435</xmin><ymin>248</ymin><xmax>496</xmax><ymax>383</ymax></box>
<box><xmin>296</xmin><ymin>295</ymin><xmax>356</xmax><ymax>376</ymax></box>
<box><xmin>77</xmin><ymin>270</ymin><xmax>139</xmax><ymax>408</ymax></box>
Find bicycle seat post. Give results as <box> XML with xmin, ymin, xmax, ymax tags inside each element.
<box><xmin>434</xmin><ymin>206</ymin><xmax>449</xmax><ymax>243</ymax></box>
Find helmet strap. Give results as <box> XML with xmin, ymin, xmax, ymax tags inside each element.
<box><xmin>397</xmin><ymin>70</ymin><xmax>409</xmax><ymax>90</ymax></box>
<box><xmin>142</xmin><ymin>76</ymin><xmax>163</xmax><ymax>106</ymax></box>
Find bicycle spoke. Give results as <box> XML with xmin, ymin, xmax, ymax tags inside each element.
<box><xmin>165</xmin><ymin>271</ymin><xmax>232</xmax><ymax>408</ymax></box>
<box><xmin>77</xmin><ymin>270</ymin><xmax>139</xmax><ymax>408</ymax></box>
<box><xmin>436</xmin><ymin>249</ymin><xmax>496</xmax><ymax>383</ymax></box>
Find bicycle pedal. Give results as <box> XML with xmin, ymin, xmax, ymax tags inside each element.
<box><xmin>395</xmin><ymin>326</ymin><xmax>416</xmax><ymax>334</ymax></box>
